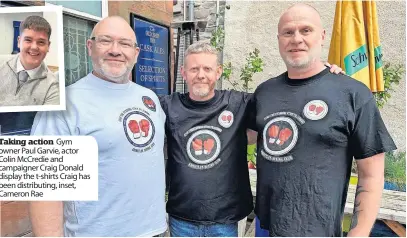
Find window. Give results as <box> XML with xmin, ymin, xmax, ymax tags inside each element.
<box><xmin>45</xmin><ymin>0</ymin><xmax>106</xmax><ymax>85</ymax></box>
<box><xmin>63</xmin><ymin>14</ymin><xmax>96</xmax><ymax>86</ymax></box>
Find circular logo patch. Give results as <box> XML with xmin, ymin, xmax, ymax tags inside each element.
<box><xmin>142</xmin><ymin>96</ymin><xmax>156</xmax><ymax>112</ymax></box>
<box><xmin>123</xmin><ymin>111</ymin><xmax>155</xmax><ymax>148</ymax></box>
<box><xmin>186</xmin><ymin>129</ymin><xmax>221</xmax><ymax>165</ymax></box>
<box><xmin>218</xmin><ymin>110</ymin><xmax>234</xmax><ymax>128</ymax></box>
<box><xmin>303</xmin><ymin>100</ymin><xmax>328</xmax><ymax>120</ymax></box>
<box><xmin>262</xmin><ymin>116</ymin><xmax>298</xmax><ymax>156</ymax></box>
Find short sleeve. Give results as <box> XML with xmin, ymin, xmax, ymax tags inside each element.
<box><xmin>154</xmin><ymin>95</ymin><xmax>166</xmax><ymax>125</ymax></box>
<box><xmin>245</xmin><ymin>92</ymin><xmax>257</xmax><ymax>131</ymax></box>
<box><xmin>158</xmin><ymin>95</ymin><xmax>169</xmax><ymax>116</ymax></box>
<box><xmin>349</xmin><ymin>98</ymin><xmax>397</xmax><ymax>159</ymax></box>
<box><xmin>31</xmin><ymin>111</ymin><xmax>74</xmax><ymax>136</ymax></box>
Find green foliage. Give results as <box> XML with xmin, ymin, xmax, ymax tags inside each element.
<box><xmin>374</xmin><ymin>63</ymin><xmax>404</xmax><ymax>108</ymax></box>
<box><xmin>239</xmin><ymin>48</ymin><xmax>264</xmax><ymax>92</ymax></box>
<box><xmin>247</xmin><ymin>144</ymin><xmax>257</xmax><ymax>166</ymax></box>
<box><xmin>210</xmin><ymin>27</ymin><xmax>225</xmax><ymax>52</ymax></box>
<box><xmin>210</xmin><ymin>28</ymin><xmax>264</xmax><ymax>92</ymax></box>
<box><xmin>384</xmin><ymin>151</ymin><xmax>406</xmax><ymax>188</ymax></box>
<box><xmin>221</xmin><ymin>61</ymin><xmax>233</xmax><ymax>86</ymax></box>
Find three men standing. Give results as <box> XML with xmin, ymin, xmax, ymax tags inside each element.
<box><xmin>28</xmin><ymin>3</ymin><xmax>396</xmax><ymax>237</ymax></box>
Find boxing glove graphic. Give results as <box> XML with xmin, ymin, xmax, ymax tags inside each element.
<box><xmin>227</xmin><ymin>115</ymin><xmax>232</xmax><ymax>123</ymax></box>
<box><xmin>268</xmin><ymin>125</ymin><xmax>280</xmax><ymax>144</ymax></box>
<box><xmin>139</xmin><ymin>119</ymin><xmax>150</xmax><ymax>137</ymax></box>
<box><xmin>128</xmin><ymin>120</ymin><xmax>140</xmax><ymax>139</ymax></box>
<box><xmin>315</xmin><ymin>106</ymin><xmax>324</xmax><ymax>115</ymax></box>
<box><xmin>309</xmin><ymin>104</ymin><xmax>316</xmax><ymax>113</ymax></box>
<box><xmin>203</xmin><ymin>138</ymin><xmax>215</xmax><ymax>155</ymax></box>
<box><xmin>192</xmin><ymin>139</ymin><xmax>203</xmax><ymax>155</ymax></box>
<box><xmin>145</xmin><ymin>99</ymin><xmax>154</xmax><ymax>108</ymax></box>
<box><xmin>309</xmin><ymin>104</ymin><xmax>324</xmax><ymax>115</ymax></box>
<box><xmin>277</xmin><ymin>128</ymin><xmax>293</xmax><ymax>145</ymax></box>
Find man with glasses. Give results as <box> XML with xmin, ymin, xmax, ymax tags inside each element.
<box><xmin>0</xmin><ymin>15</ymin><xmax>59</xmax><ymax>106</ymax></box>
<box><xmin>29</xmin><ymin>16</ymin><xmax>167</xmax><ymax>237</ymax></box>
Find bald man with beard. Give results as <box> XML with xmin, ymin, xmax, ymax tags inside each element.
<box><xmin>249</xmin><ymin>4</ymin><xmax>396</xmax><ymax>237</ymax></box>
<box><xmin>29</xmin><ymin>16</ymin><xmax>167</xmax><ymax>237</ymax></box>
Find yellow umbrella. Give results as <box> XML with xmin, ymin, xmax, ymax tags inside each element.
<box><xmin>328</xmin><ymin>0</ymin><xmax>384</xmax><ymax>92</ymax></box>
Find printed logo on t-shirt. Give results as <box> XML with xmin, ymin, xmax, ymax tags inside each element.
<box><xmin>119</xmin><ymin>107</ymin><xmax>156</xmax><ymax>153</ymax></box>
<box><xmin>261</xmin><ymin>112</ymin><xmax>305</xmax><ymax>162</ymax></box>
<box><xmin>303</xmin><ymin>100</ymin><xmax>328</xmax><ymax>120</ymax></box>
<box><xmin>142</xmin><ymin>96</ymin><xmax>156</xmax><ymax>112</ymax></box>
<box><xmin>218</xmin><ymin>110</ymin><xmax>234</xmax><ymax>128</ymax></box>
<box><xmin>184</xmin><ymin>125</ymin><xmax>222</xmax><ymax>170</ymax></box>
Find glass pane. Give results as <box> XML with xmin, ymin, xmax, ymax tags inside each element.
<box><xmin>63</xmin><ymin>14</ymin><xmax>96</xmax><ymax>86</ymax></box>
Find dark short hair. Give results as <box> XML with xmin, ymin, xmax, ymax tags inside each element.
<box><xmin>19</xmin><ymin>15</ymin><xmax>52</xmax><ymax>40</ymax></box>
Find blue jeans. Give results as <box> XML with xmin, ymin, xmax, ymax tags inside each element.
<box><xmin>169</xmin><ymin>216</ymin><xmax>238</xmax><ymax>237</ymax></box>
<box><xmin>255</xmin><ymin>216</ymin><xmax>269</xmax><ymax>237</ymax></box>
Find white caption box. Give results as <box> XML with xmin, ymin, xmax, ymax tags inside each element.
<box><xmin>0</xmin><ymin>136</ymin><xmax>98</xmax><ymax>201</ymax></box>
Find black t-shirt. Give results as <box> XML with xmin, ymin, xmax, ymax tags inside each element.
<box><xmin>248</xmin><ymin>68</ymin><xmax>397</xmax><ymax>236</ymax></box>
<box><xmin>160</xmin><ymin>90</ymin><xmax>253</xmax><ymax>224</ymax></box>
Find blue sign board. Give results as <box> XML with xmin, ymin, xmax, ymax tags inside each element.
<box><xmin>132</xmin><ymin>15</ymin><xmax>170</xmax><ymax>95</ymax></box>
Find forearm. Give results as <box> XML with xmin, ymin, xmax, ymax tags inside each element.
<box><xmin>247</xmin><ymin>129</ymin><xmax>257</xmax><ymax>145</ymax></box>
<box><xmin>348</xmin><ymin>174</ymin><xmax>384</xmax><ymax>236</ymax></box>
<box><xmin>29</xmin><ymin>201</ymin><xmax>63</xmax><ymax>237</ymax></box>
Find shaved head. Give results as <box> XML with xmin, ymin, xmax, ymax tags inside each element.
<box><xmin>278</xmin><ymin>3</ymin><xmax>323</xmax><ymax>31</ymax></box>
<box><xmin>91</xmin><ymin>16</ymin><xmax>137</xmax><ymax>43</ymax></box>
<box><xmin>87</xmin><ymin>15</ymin><xmax>140</xmax><ymax>84</ymax></box>
<box><xmin>277</xmin><ymin>3</ymin><xmax>326</xmax><ymax>75</ymax></box>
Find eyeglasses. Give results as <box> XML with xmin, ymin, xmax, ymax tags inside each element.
<box><xmin>90</xmin><ymin>35</ymin><xmax>138</xmax><ymax>49</ymax></box>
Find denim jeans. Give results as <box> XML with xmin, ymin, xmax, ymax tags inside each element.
<box><xmin>169</xmin><ymin>216</ymin><xmax>238</xmax><ymax>237</ymax></box>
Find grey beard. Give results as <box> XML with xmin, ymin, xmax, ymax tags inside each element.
<box><xmin>192</xmin><ymin>86</ymin><xmax>210</xmax><ymax>98</ymax></box>
<box><xmin>93</xmin><ymin>62</ymin><xmax>132</xmax><ymax>84</ymax></box>
<box><xmin>286</xmin><ymin>57</ymin><xmax>315</xmax><ymax>69</ymax></box>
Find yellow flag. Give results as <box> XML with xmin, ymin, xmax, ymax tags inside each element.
<box><xmin>328</xmin><ymin>0</ymin><xmax>384</xmax><ymax>92</ymax></box>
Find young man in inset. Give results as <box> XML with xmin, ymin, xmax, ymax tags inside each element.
<box><xmin>0</xmin><ymin>15</ymin><xmax>59</xmax><ymax>106</ymax></box>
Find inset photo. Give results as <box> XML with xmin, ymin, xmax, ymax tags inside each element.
<box><xmin>0</xmin><ymin>6</ymin><xmax>65</xmax><ymax>112</ymax></box>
